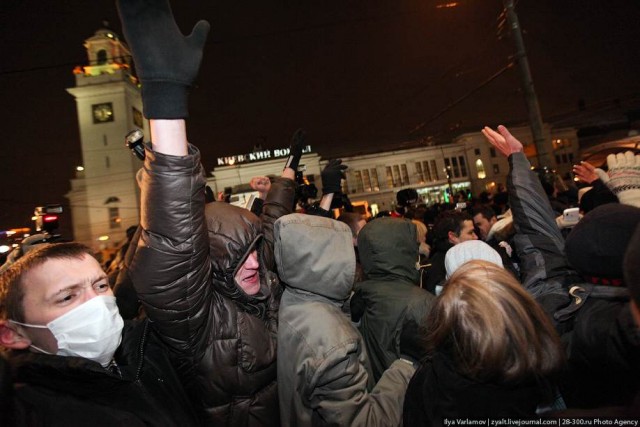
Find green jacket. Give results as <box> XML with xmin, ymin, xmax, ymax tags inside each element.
<box><xmin>352</xmin><ymin>217</ymin><xmax>436</xmax><ymax>382</ymax></box>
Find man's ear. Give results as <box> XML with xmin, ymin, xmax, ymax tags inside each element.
<box><xmin>448</xmin><ymin>230</ymin><xmax>459</xmax><ymax>245</ymax></box>
<box><xmin>0</xmin><ymin>320</ymin><xmax>31</xmax><ymax>350</ymax></box>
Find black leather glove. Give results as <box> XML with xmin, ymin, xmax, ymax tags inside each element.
<box><xmin>284</xmin><ymin>128</ymin><xmax>306</xmax><ymax>171</ymax></box>
<box><xmin>116</xmin><ymin>0</ymin><xmax>210</xmax><ymax>119</ymax></box>
<box><xmin>321</xmin><ymin>159</ymin><xmax>348</xmax><ymax>195</ymax></box>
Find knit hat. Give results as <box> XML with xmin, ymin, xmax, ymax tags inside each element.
<box><xmin>565</xmin><ymin>203</ymin><xmax>640</xmax><ymax>286</ymax></box>
<box><xmin>445</xmin><ymin>240</ymin><xmax>503</xmax><ymax>279</ymax></box>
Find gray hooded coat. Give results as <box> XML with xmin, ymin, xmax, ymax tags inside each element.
<box><xmin>274</xmin><ymin>213</ymin><xmax>415</xmax><ymax>427</ymax></box>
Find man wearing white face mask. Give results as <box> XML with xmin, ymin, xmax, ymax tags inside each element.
<box><xmin>0</xmin><ymin>242</ymin><xmax>199</xmax><ymax>426</ymax></box>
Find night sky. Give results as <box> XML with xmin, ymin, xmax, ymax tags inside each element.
<box><xmin>1</xmin><ymin>0</ymin><xmax>639</xmax><ymax>238</ymax></box>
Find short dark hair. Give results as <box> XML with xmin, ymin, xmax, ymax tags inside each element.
<box><xmin>472</xmin><ymin>206</ymin><xmax>496</xmax><ymax>222</ymax></box>
<box><xmin>0</xmin><ymin>243</ymin><xmax>94</xmax><ymax>322</ymax></box>
<box><xmin>432</xmin><ymin>210</ymin><xmax>471</xmax><ymax>243</ymax></box>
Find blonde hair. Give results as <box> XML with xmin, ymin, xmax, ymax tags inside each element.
<box><xmin>425</xmin><ymin>260</ymin><xmax>564</xmax><ymax>382</ymax></box>
<box><xmin>411</xmin><ymin>219</ymin><xmax>427</xmax><ymax>244</ymax></box>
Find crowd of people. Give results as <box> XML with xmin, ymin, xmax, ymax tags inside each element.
<box><xmin>0</xmin><ymin>1</ymin><xmax>638</xmax><ymax>426</ymax></box>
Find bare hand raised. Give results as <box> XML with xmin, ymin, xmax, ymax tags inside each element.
<box><xmin>250</xmin><ymin>177</ymin><xmax>272</xmax><ymax>199</ymax></box>
<box><xmin>481</xmin><ymin>125</ymin><xmax>523</xmax><ymax>157</ymax></box>
<box><xmin>572</xmin><ymin>161</ymin><xmax>598</xmax><ymax>184</ymax></box>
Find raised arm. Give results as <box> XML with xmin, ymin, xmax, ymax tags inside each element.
<box><xmin>259</xmin><ymin>130</ymin><xmax>301</xmax><ymax>271</ymax></box>
<box><xmin>482</xmin><ymin>126</ymin><xmax>575</xmax><ymax>297</ymax></box>
<box><xmin>117</xmin><ymin>0</ymin><xmax>213</xmax><ymax>353</ymax></box>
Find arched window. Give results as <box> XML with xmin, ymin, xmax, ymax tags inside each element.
<box><xmin>97</xmin><ymin>49</ymin><xmax>108</xmax><ymax>65</ymax></box>
<box><xmin>476</xmin><ymin>159</ymin><xmax>486</xmax><ymax>179</ymax></box>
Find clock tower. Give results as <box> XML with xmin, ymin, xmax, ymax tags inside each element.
<box><xmin>66</xmin><ymin>24</ymin><xmax>147</xmax><ymax>250</ymax></box>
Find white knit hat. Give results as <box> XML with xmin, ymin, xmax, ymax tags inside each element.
<box><xmin>445</xmin><ymin>240</ymin><xmax>503</xmax><ymax>279</ymax></box>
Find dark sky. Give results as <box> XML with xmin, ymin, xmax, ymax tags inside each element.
<box><xmin>1</xmin><ymin>0</ymin><xmax>639</xmax><ymax>237</ymax></box>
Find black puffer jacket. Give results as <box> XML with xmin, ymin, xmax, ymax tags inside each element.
<box><xmin>130</xmin><ymin>145</ymin><xmax>294</xmax><ymax>425</ymax></box>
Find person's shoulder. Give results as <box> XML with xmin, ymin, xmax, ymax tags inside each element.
<box><xmin>281</xmin><ymin>301</ymin><xmax>359</xmax><ymax>346</ymax></box>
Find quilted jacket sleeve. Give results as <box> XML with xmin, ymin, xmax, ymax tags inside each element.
<box><xmin>507</xmin><ymin>152</ymin><xmax>575</xmax><ymax>311</ymax></box>
<box><xmin>260</xmin><ymin>177</ymin><xmax>295</xmax><ymax>272</ymax></box>
<box><xmin>129</xmin><ymin>144</ymin><xmax>212</xmax><ymax>355</ymax></box>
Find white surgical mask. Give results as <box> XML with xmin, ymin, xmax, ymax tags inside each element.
<box><xmin>10</xmin><ymin>295</ymin><xmax>124</xmax><ymax>367</ymax></box>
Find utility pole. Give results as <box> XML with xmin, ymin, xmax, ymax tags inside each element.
<box><xmin>503</xmin><ymin>0</ymin><xmax>552</xmax><ymax>167</ymax></box>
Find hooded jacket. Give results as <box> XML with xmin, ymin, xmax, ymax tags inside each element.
<box><xmin>351</xmin><ymin>217</ymin><xmax>435</xmax><ymax>382</ymax></box>
<box><xmin>130</xmin><ymin>145</ymin><xmax>294</xmax><ymax>425</ymax></box>
<box><xmin>274</xmin><ymin>213</ymin><xmax>416</xmax><ymax>427</ymax></box>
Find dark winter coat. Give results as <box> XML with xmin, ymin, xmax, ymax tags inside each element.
<box><xmin>130</xmin><ymin>145</ymin><xmax>294</xmax><ymax>425</ymax></box>
<box><xmin>403</xmin><ymin>351</ymin><xmax>554</xmax><ymax>426</ymax></box>
<box><xmin>351</xmin><ymin>217</ymin><xmax>435</xmax><ymax>382</ymax></box>
<box><xmin>6</xmin><ymin>320</ymin><xmax>199</xmax><ymax>426</ymax></box>
<box><xmin>422</xmin><ymin>240</ymin><xmax>452</xmax><ymax>295</ymax></box>
<box><xmin>506</xmin><ymin>152</ymin><xmax>640</xmax><ymax>408</ymax></box>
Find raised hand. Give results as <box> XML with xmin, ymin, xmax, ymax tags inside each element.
<box><xmin>572</xmin><ymin>161</ymin><xmax>598</xmax><ymax>184</ymax></box>
<box><xmin>250</xmin><ymin>176</ymin><xmax>272</xmax><ymax>199</ymax></box>
<box><xmin>116</xmin><ymin>0</ymin><xmax>210</xmax><ymax>119</ymax></box>
<box><xmin>321</xmin><ymin>159</ymin><xmax>348</xmax><ymax>195</ymax></box>
<box><xmin>481</xmin><ymin>125</ymin><xmax>524</xmax><ymax>157</ymax></box>
<box><xmin>595</xmin><ymin>151</ymin><xmax>640</xmax><ymax>208</ymax></box>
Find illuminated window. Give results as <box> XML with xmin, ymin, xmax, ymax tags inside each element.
<box><xmin>401</xmin><ymin>164</ymin><xmax>410</xmax><ymax>185</ymax></box>
<box><xmin>354</xmin><ymin>170</ymin><xmax>364</xmax><ymax>193</ymax></box>
<box><xmin>422</xmin><ymin>161</ymin><xmax>431</xmax><ymax>181</ymax></box>
<box><xmin>415</xmin><ymin>162</ymin><xmax>424</xmax><ymax>182</ymax></box>
<box><xmin>362</xmin><ymin>169</ymin><xmax>372</xmax><ymax>192</ymax></box>
<box><xmin>385</xmin><ymin>166</ymin><xmax>394</xmax><ymax>188</ymax></box>
<box><xmin>430</xmin><ymin>160</ymin><xmax>439</xmax><ymax>180</ymax></box>
<box><xmin>476</xmin><ymin>159</ymin><xmax>486</xmax><ymax>179</ymax></box>
<box><xmin>108</xmin><ymin>207</ymin><xmax>121</xmax><ymax>229</ymax></box>
<box><xmin>370</xmin><ymin>169</ymin><xmax>380</xmax><ymax>191</ymax></box>
<box><xmin>393</xmin><ymin>165</ymin><xmax>401</xmax><ymax>186</ymax></box>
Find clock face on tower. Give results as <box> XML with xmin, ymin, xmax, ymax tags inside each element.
<box><xmin>92</xmin><ymin>102</ymin><xmax>114</xmax><ymax>123</ymax></box>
